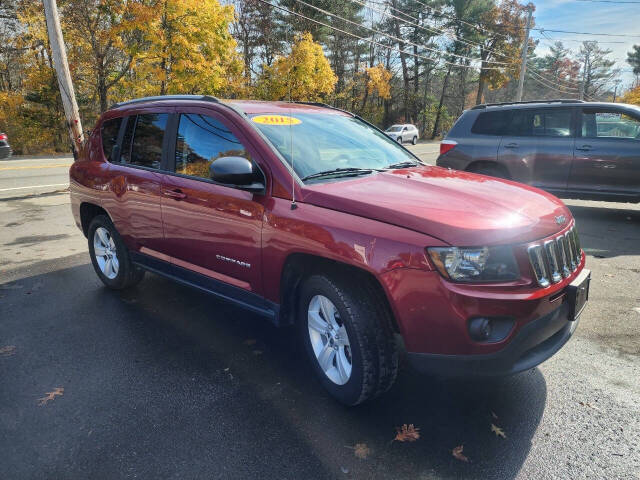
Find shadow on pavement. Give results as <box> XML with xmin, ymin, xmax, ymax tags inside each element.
<box><xmin>1</xmin><ymin>260</ymin><xmax>547</xmax><ymax>479</ymax></box>
<box><xmin>567</xmin><ymin>203</ymin><xmax>640</xmax><ymax>259</ymax></box>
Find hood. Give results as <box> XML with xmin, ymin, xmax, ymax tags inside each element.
<box><xmin>301</xmin><ymin>166</ymin><xmax>571</xmax><ymax>246</ymax></box>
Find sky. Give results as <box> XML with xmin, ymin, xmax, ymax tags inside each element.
<box><xmin>531</xmin><ymin>0</ymin><xmax>640</xmax><ymax>89</ymax></box>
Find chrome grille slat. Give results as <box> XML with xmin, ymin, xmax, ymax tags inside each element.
<box><xmin>528</xmin><ymin>225</ymin><xmax>582</xmax><ymax>287</ymax></box>
<box><xmin>544</xmin><ymin>240</ymin><xmax>562</xmax><ymax>283</ymax></box>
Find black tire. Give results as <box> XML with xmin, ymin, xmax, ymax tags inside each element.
<box><xmin>396</xmin><ymin>136</ymin><xmax>402</xmax><ymax>144</ymax></box>
<box><xmin>467</xmin><ymin>163</ymin><xmax>509</xmax><ymax>179</ymax></box>
<box><xmin>298</xmin><ymin>274</ymin><xmax>399</xmax><ymax>405</ymax></box>
<box><xmin>412</xmin><ymin>136</ymin><xmax>418</xmax><ymax>145</ymax></box>
<box><xmin>88</xmin><ymin>214</ymin><xmax>144</xmax><ymax>290</ymax></box>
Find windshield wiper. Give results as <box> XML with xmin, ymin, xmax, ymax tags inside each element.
<box><xmin>301</xmin><ymin>167</ymin><xmax>380</xmax><ymax>181</ymax></box>
<box><xmin>386</xmin><ymin>160</ymin><xmax>422</xmax><ymax>169</ymax></box>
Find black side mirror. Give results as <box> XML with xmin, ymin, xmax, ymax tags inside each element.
<box><xmin>210</xmin><ymin>156</ymin><xmax>265</xmax><ymax>193</ymax></box>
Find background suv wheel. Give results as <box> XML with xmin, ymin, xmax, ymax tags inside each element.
<box><xmin>396</xmin><ymin>137</ymin><xmax>402</xmax><ymax>144</ymax></box>
<box><xmin>412</xmin><ymin>136</ymin><xmax>418</xmax><ymax>145</ymax></box>
<box><xmin>88</xmin><ymin>215</ymin><xmax>145</xmax><ymax>289</ymax></box>
<box><xmin>298</xmin><ymin>273</ymin><xmax>399</xmax><ymax>405</ymax></box>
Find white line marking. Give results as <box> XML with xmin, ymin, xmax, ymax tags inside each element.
<box><xmin>0</xmin><ymin>183</ymin><xmax>68</xmax><ymax>192</ymax></box>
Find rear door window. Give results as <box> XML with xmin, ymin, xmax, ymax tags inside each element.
<box><xmin>471</xmin><ymin>111</ymin><xmax>509</xmax><ymax>135</ymax></box>
<box><xmin>100</xmin><ymin>118</ymin><xmax>122</xmax><ymax>161</ymax></box>
<box><xmin>581</xmin><ymin>109</ymin><xmax>640</xmax><ymax>139</ymax></box>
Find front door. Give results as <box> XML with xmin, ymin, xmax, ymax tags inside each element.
<box><xmin>568</xmin><ymin>107</ymin><xmax>640</xmax><ymax>196</ymax></box>
<box><xmin>497</xmin><ymin>108</ymin><xmax>575</xmax><ymax>193</ymax></box>
<box><xmin>160</xmin><ymin>107</ymin><xmax>266</xmax><ymax>294</ymax></box>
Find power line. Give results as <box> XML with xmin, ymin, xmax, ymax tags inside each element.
<box><xmin>349</xmin><ymin>0</ymin><xmax>514</xmax><ymax>61</ymax></box>
<box><xmin>527</xmin><ymin>65</ymin><xmax>581</xmax><ymax>90</ymax></box>
<box><xmin>528</xmin><ymin>69</ymin><xmax>580</xmax><ymax>92</ymax></box>
<box><xmin>531</xmin><ymin>35</ymin><xmax>627</xmax><ymax>44</ymax></box>
<box><xmin>292</xmin><ymin>0</ymin><xmax>510</xmax><ymax>66</ymax></box>
<box><xmin>255</xmin><ymin>0</ymin><xmax>505</xmax><ymax>70</ymax></box>
<box><xmin>532</xmin><ymin>28</ymin><xmax>640</xmax><ymax>38</ymax></box>
<box><xmin>526</xmin><ymin>72</ymin><xmax>580</xmax><ymax>95</ymax></box>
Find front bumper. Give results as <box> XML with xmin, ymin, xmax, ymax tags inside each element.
<box><xmin>406</xmin><ymin>300</ymin><xmax>578</xmax><ymax>376</ymax></box>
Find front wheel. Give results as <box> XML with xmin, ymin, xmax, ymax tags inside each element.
<box><xmin>412</xmin><ymin>136</ymin><xmax>418</xmax><ymax>145</ymax></box>
<box><xmin>396</xmin><ymin>136</ymin><xmax>402</xmax><ymax>144</ymax></box>
<box><xmin>88</xmin><ymin>215</ymin><xmax>144</xmax><ymax>289</ymax></box>
<box><xmin>298</xmin><ymin>274</ymin><xmax>399</xmax><ymax>405</ymax></box>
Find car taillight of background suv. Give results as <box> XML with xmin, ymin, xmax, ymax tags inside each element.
<box><xmin>437</xmin><ymin>99</ymin><xmax>640</xmax><ymax>204</ymax></box>
<box><xmin>70</xmin><ymin>95</ymin><xmax>590</xmax><ymax>405</ymax></box>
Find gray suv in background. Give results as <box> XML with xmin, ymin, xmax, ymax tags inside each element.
<box><xmin>437</xmin><ymin>100</ymin><xmax>640</xmax><ymax>203</ymax></box>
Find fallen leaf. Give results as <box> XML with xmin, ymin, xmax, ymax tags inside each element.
<box><xmin>491</xmin><ymin>424</ymin><xmax>507</xmax><ymax>439</ymax></box>
<box><xmin>394</xmin><ymin>424</ymin><xmax>420</xmax><ymax>442</ymax></box>
<box><xmin>452</xmin><ymin>445</ymin><xmax>469</xmax><ymax>463</ymax></box>
<box><xmin>38</xmin><ymin>387</ymin><xmax>64</xmax><ymax>406</ymax></box>
<box><xmin>491</xmin><ymin>411</ymin><xmax>498</xmax><ymax>420</ymax></box>
<box><xmin>578</xmin><ymin>401</ymin><xmax>601</xmax><ymax>411</ymax></box>
<box><xmin>353</xmin><ymin>443</ymin><xmax>371</xmax><ymax>459</ymax></box>
<box><xmin>252</xmin><ymin>350</ymin><xmax>263</xmax><ymax>355</ymax></box>
<box><xmin>0</xmin><ymin>345</ymin><xmax>16</xmax><ymax>357</ymax></box>
<box><xmin>243</xmin><ymin>339</ymin><xmax>257</xmax><ymax>346</ymax></box>
<box><xmin>604</xmin><ymin>274</ymin><xmax>614</xmax><ymax>278</ymax></box>
<box><xmin>340</xmin><ymin>466</ymin><xmax>349</xmax><ymax>474</ymax></box>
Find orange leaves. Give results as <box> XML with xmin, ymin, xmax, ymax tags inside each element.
<box><xmin>38</xmin><ymin>387</ymin><xmax>64</xmax><ymax>406</ymax></box>
<box><xmin>452</xmin><ymin>445</ymin><xmax>470</xmax><ymax>463</ymax></box>
<box><xmin>345</xmin><ymin>443</ymin><xmax>371</xmax><ymax>459</ymax></box>
<box><xmin>256</xmin><ymin>32</ymin><xmax>337</xmax><ymax>102</ymax></box>
<box><xmin>365</xmin><ymin>64</ymin><xmax>392</xmax><ymax>100</ymax></box>
<box><xmin>393</xmin><ymin>424</ymin><xmax>420</xmax><ymax>442</ymax></box>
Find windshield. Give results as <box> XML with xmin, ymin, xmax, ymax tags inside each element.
<box><xmin>250</xmin><ymin>113</ymin><xmax>417</xmax><ymax>180</ymax></box>
<box><xmin>386</xmin><ymin>125</ymin><xmax>402</xmax><ymax>132</ymax></box>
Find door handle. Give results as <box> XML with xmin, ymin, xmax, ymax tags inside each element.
<box><xmin>163</xmin><ymin>189</ymin><xmax>187</xmax><ymax>200</ymax></box>
<box><xmin>504</xmin><ymin>142</ymin><xmax>519</xmax><ymax>148</ymax></box>
<box><xmin>576</xmin><ymin>145</ymin><xmax>593</xmax><ymax>151</ymax></box>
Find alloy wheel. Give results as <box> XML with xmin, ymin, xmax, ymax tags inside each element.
<box><xmin>93</xmin><ymin>227</ymin><xmax>119</xmax><ymax>279</ymax></box>
<box><xmin>307</xmin><ymin>294</ymin><xmax>352</xmax><ymax>385</ymax></box>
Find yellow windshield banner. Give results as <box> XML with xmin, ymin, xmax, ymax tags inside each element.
<box><xmin>252</xmin><ymin>115</ymin><xmax>302</xmax><ymax>126</ymax></box>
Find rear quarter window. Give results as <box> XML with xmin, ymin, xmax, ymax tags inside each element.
<box><xmin>100</xmin><ymin>118</ymin><xmax>122</xmax><ymax>161</ymax></box>
<box><xmin>471</xmin><ymin>111</ymin><xmax>509</xmax><ymax>135</ymax></box>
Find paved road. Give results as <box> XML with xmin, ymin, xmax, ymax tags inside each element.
<box><xmin>0</xmin><ymin>156</ymin><xmax>73</xmax><ymax>199</ymax></box>
<box><xmin>1</xmin><ymin>155</ymin><xmax>639</xmax><ymax>479</ymax></box>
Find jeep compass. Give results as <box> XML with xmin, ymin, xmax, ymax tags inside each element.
<box><xmin>70</xmin><ymin>95</ymin><xmax>590</xmax><ymax>405</ymax></box>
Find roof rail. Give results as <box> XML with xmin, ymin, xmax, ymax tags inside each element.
<box><xmin>471</xmin><ymin>99</ymin><xmax>584</xmax><ymax>110</ymax></box>
<box><xmin>110</xmin><ymin>95</ymin><xmax>219</xmax><ymax>109</ymax></box>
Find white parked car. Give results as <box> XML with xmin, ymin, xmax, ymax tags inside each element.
<box><xmin>384</xmin><ymin>124</ymin><xmax>419</xmax><ymax>145</ymax></box>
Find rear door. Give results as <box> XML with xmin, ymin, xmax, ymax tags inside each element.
<box><xmin>106</xmin><ymin>110</ymin><xmax>171</xmax><ymax>254</ymax></box>
<box><xmin>568</xmin><ymin>106</ymin><xmax>640</xmax><ymax>196</ymax></box>
<box><xmin>160</xmin><ymin>106</ymin><xmax>267</xmax><ymax>294</ymax></box>
<box><xmin>497</xmin><ymin>107</ymin><xmax>575</xmax><ymax>192</ymax></box>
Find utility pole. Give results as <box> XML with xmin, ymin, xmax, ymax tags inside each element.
<box><xmin>580</xmin><ymin>49</ymin><xmax>589</xmax><ymax>100</ymax></box>
<box><xmin>516</xmin><ymin>5</ymin><xmax>533</xmax><ymax>102</ymax></box>
<box><xmin>43</xmin><ymin>0</ymin><xmax>84</xmax><ymax>157</ymax></box>
<box><xmin>612</xmin><ymin>80</ymin><xmax>621</xmax><ymax>102</ymax></box>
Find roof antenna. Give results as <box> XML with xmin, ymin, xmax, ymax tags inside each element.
<box><xmin>288</xmin><ymin>25</ymin><xmax>297</xmax><ymax>210</ymax></box>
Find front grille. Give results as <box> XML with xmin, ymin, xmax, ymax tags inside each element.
<box><xmin>528</xmin><ymin>225</ymin><xmax>582</xmax><ymax>287</ymax></box>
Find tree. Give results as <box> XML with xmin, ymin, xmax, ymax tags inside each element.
<box><xmin>132</xmin><ymin>0</ymin><xmax>242</xmax><ymax>96</ymax></box>
<box><xmin>256</xmin><ymin>32</ymin><xmax>337</xmax><ymax>101</ymax></box>
<box><xmin>475</xmin><ymin>0</ymin><xmax>530</xmax><ymax>104</ymax></box>
<box><xmin>620</xmin><ymin>85</ymin><xmax>640</xmax><ymax>105</ymax></box>
<box><xmin>61</xmin><ymin>0</ymin><xmax>152</xmax><ymax>113</ymax></box>
<box><xmin>578</xmin><ymin>41</ymin><xmax>616</xmax><ymax>100</ymax></box>
<box><xmin>627</xmin><ymin>45</ymin><xmax>640</xmax><ymax>86</ymax></box>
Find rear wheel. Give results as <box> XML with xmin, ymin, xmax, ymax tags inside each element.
<box><xmin>298</xmin><ymin>274</ymin><xmax>399</xmax><ymax>405</ymax></box>
<box><xmin>396</xmin><ymin>136</ymin><xmax>402</xmax><ymax>144</ymax></box>
<box><xmin>88</xmin><ymin>215</ymin><xmax>144</xmax><ymax>289</ymax></box>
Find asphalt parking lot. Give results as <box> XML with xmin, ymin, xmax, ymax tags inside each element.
<box><xmin>1</xmin><ymin>150</ymin><xmax>639</xmax><ymax>479</ymax></box>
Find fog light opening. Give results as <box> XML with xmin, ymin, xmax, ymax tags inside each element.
<box><xmin>469</xmin><ymin>317</ymin><xmax>492</xmax><ymax>341</ymax></box>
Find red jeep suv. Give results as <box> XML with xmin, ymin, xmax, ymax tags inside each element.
<box><xmin>70</xmin><ymin>95</ymin><xmax>590</xmax><ymax>405</ymax></box>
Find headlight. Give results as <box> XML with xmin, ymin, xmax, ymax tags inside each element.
<box><xmin>427</xmin><ymin>246</ymin><xmax>519</xmax><ymax>283</ymax></box>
